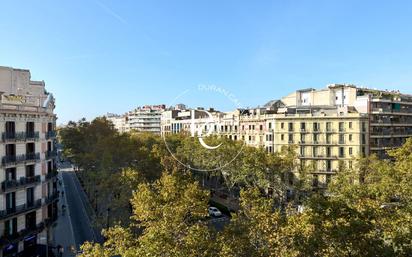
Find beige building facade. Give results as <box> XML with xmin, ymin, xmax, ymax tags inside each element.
<box><xmin>0</xmin><ymin>66</ymin><xmax>58</xmax><ymax>256</ymax></box>
<box><xmin>161</xmin><ymin>84</ymin><xmax>412</xmax><ymax>189</ymax></box>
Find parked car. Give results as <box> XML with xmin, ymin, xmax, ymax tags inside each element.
<box><xmin>208</xmin><ymin>206</ymin><xmax>222</xmax><ymax>217</ymax></box>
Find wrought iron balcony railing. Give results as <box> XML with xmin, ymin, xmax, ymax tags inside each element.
<box><xmin>0</xmin><ymin>199</ymin><xmax>42</xmax><ymax>219</ymax></box>
<box><xmin>1</xmin><ymin>175</ymin><xmax>41</xmax><ymax>192</ymax></box>
<box><xmin>45</xmin><ymin>131</ymin><xmax>56</xmax><ymax>139</ymax></box>
<box><xmin>1</xmin><ymin>153</ymin><xmax>40</xmax><ymax>167</ymax></box>
<box><xmin>1</xmin><ymin>131</ymin><xmax>39</xmax><ymax>142</ymax></box>
<box><xmin>45</xmin><ymin>150</ymin><xmax>57</xmax><ymax>159</ymax></box>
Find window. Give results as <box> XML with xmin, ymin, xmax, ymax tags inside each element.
<box><xmin>313</xmin><ymin>122</ymin><xmax>319</xmax><ymax>132</ymax></box>
<box><xmin>248</xmin><ymin>136</ymin><xmax>252</xmax><ymax>141</ymax></box>
<box><xmin>326</xmin><ymin>160</ymin><xmax>331</xmax><ymax>171</ymax></box>
<box><xmin>362</xmin><ymin>134</ymin><xmax>366</xmax><ymax>144</ymax></box>
<box><xmin>5</xmin><ymin>121</ymin><xmax>15</xmax><ymax>137</ymax></box>
<box><xmin>349</xmin><ymin>122</ymin><xmax>352</xmax><ymax>129</ymax></box>
<box><xmin>288</xmin><ymin>134</ymin><xmax>293</xmax><ymax>143</ymax></box>
<box><xmin>26</xmin><ymin>211</ymin><xmax>37</xmax><ymax>230</ymax></box>
<box><xmin>339</xmin><ymin>147</ymin><xmax>345</xmax><ymax>157</ymax></box>
<box><xmin>349</xmin><ymin>147</ymin><xmax>353</xmax><ymax>155</ymax></box>
<box><xmin>349</xmin><ymin>160</ymin><xmax>353</xmax><ymax>169</ymax></box>
<box><xmin>326</xmin><ymin>147</ymin><xmax>331</xmax><ymax>157</ymax></box>
<box><xmin>26</xmin><ymin>122</ymin><xmax>35</xmax><ymax>134</ymax></box>
<box><xmin>281</xmin><ymin>122</ymin><xmax>284</xmax><ymax>129</ymax></box>
<box><xmin>300</xmin><ymin>134</ymin><xmax>305</xmax><ymax>143</ymax></box>
<box><xmin>5</xmin><ymin>144</ymin><xmax>16</xmax><ymax>157</ymax></box>
<box><xmin>312</xmin><ymin>147</ymin><xmax>317</xmax><ymax>157</ymax></box>
<box><xmin>339</xmin><ymin>134</ymin><xmax>344</xmax><ymax>144</ymax></box>
<box><xmin>26</xmin><ymin>142</ymin><xmax>35</xmax><ymax>155</ymax></box>
<box><xmin>300</xmin><ymin>146</ymin><xmax>305</xmax><ymax>156</ymax></box>
<box><xmin>288</xmin><ymin>123</ymin><xmax>293</xmax><ymax>132</ymax></box>
<box><xmin>26</xmin><ymin>165</ymin><xmax>35</xmax><ymax>178</ymax></box>
<box><xmin>339</xmin><ymin>122</ymin><xmax>344</xmax><ymax>132</ymax></box>
<box><xmin>26</xmin><ymin>187</ymin><xmax>34</xmax><ymax>207</ymax></box>
<box><xmin>281</xmin><ymin>134</ymin><xmax>284</xmax><ymax>141</ymax></box>
<box><xmin>349</xmin><ymin>134</ymin><xmax>352</xmax><ymax>141</ymax></box>
<box><xmin>252</xmin><ymin>125</ymin><xmax>255</xmax><ymax>130</ymax></box>
<box><xmin>313</xmin><ymin>134</ymin><xmax>318</xmax><ymax>143</ymax></box>
<box><xmin>47</xmin><ymin>122</ymin><xmax>53</xmax><ymax>132</ymax></box>
<box><xmin>6</xmin><ymin>192</ymin><xmax>16</xmax><ymax>211</ymax></box>
<box><xmin>300</xmin><ymin>122</ymin><xmax>306</xmax><ymax>131</ymax></box>
<box><xmin>326</xmin><ymin>122</ymin><xmax>331</xmax><ymax>131</ymax></box>
<box><xmin>234</xmin><ymin>125</ymin><xmax>237</xmax><ymax>131</ymax></box>
<box><xmin>362</xmin><ymin>122</ymin><xmax>366</xmax><ymax>132</ymax></box>
<box><xmin>5</xmin><ymin>218</ymin><xmax>17</xmax><ymax>236</ymax></box>
<box><xmin>259</xmin><ymin>125</ymin><xmax>263</xmax><ymax>131</ymax></box>
<box><xmin>326</xmin><ymin>134</ymin><xmax>331</xmax><ymax>144</ymax></box>
<box><xmin>268</xmin><ymin>123</ymin><xmax>272</xmax><ymax>129</ymax></box>
<box><xmin>6</xmin><ymin>168</ymin><xmax>16</xmax><ymax>181</ymax></box>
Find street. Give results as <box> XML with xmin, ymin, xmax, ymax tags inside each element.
<box><xmin>53</xmin><ymin>165</ymin><xmax>98</xmax><ymax>256</ymax></box>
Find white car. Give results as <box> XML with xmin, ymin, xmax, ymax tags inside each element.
<box><xmin>208</xmin><ymin>206</ymin><xmax>222</xmax><ymax>217</ymax></box>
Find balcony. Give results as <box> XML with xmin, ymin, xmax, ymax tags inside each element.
<box><xmin>0</xmin><ymin>199</ymin><xmax>42</xmax><ymax>219</ymax></box>
<box><xmin>325</xmin><ymin>128</ymin><xmax>335</xmax><ymax>133</ymax></box>
<box><xmin>25</xmin><ymin>152</ymin><xmax>40</xmax><ymax>162</ymax></box>
<box><xmin>1</xmin><ymin>153</ymin><xmax>40</xmax><ymax>167</ymax></box>
<box><xmin>1</xmin><ymin>175</ymin><xmax>41</xmax><ymax>192</ymax></box>
<box><xmin>45</xmin><ymin>150</ymin><xmax>57</xmax><ymax>159</ymax></box>
<box><xmin>45</xmin><ymin>192</ymin><xmax>59</xmax><ymax>204</ymax></box>
<box><xmin>1</xmin><ymin>132</ymin><xmax>40</xmax><ymax>142</ymax></box>
<box><xmin>45</xmin><ymin>130</ymin><xmax>56</xmax><ymax>139</ymax></box>
<box><xmin>45</xmin><ymin>170</ymin><xmax>58</xmax><ymax>180</ymax></box>
<box><xmin>0</xmin><ymin>220</ymin><xmax>49</xmax><ymax>247</ymax></box>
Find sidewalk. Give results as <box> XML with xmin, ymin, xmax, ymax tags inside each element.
<box><xmin>53</xmin><ymin>173</ymin><xmax>76</xmax><ymax>257</ymax></box>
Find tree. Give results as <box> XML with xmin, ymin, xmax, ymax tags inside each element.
<box><xmin>80</xmin><ymin>171</ymin><xmax>218</xmax><ymax>257</ymax></box>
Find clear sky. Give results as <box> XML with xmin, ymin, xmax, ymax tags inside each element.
<box><xmin>1</xmin><ymin>1</ymin><xmax>412</xmax><ymax>124</ymax></box>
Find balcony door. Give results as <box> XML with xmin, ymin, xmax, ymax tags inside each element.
<box><xmin>25</xmin><ymin>211</ymin><xmax>37</xmax><ymax>230</ymax></box>
<box><xmin>6</xmin><ymin>192</ymin><xmax>16</xmax><ymax>212</ymax></box>
<box><xmin>5</xmin><ymin>121</ymin><xmax>15</xmax><ymax>136</ymax></box>
<box><xmin>26</xmin><ymin>187</ymin><xmax>34</xmax><ymax>207</ymax></box>
<box><xmin>6</xmin><ymin>168</ymin><xmax>16</xmax><ymax>181</ymax></box>
<box><xmin>26</xmin><ymin>165</ymin><xmax>35</xmax><ymax>178</ymax></box>
<box><xmin>26</xmin><ymin>122</ymin><xmax>35</xmax><ymax>136</ymax></box>
<box><xmin>26</xmin><ymin>142</ymin><xmax>35</xmax><ymax>155</ymax></box>
<box><xmin>5</xmin><ymin>217</ymin><xmax>17</xmax><ymax>236</ymax></box>
<box><xmin>5</xmin><ymin>144</ymin><xmax>16</xmax><ymax>157</ymax></box>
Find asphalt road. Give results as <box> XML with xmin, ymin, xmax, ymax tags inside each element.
<box><xmin>61</xmin><ymin>171</ymin><xmax>96</xmax><ymax>249</ymax></box>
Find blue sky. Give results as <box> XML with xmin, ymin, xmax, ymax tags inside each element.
<box><xmin>1</xmin><ymin>1</ymin><xmax>412</xmax><ymax>124</ymax></box>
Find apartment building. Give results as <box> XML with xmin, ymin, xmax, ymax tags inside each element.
<box><xmin>0</xmin><ymin>66</ymin><xmax>58</xmax><ymax>256</ymax></box>
<box><xmin>161</xmin><ymin>84</ymin><xmax>412</xmax><ymax>189</ymax></box>
<box><xmin>128</xmin><ymin>105</ymin><xmax>166</xmax><ymax>134</ymax></box>
<box><xmin>106</xmin><ymin>113</ymin><xmax>129</xmax><ymax>133</ymax></box>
